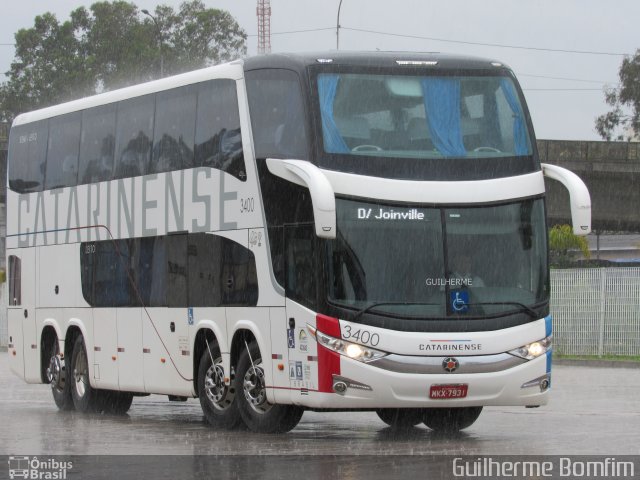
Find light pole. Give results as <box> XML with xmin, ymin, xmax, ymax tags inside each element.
<box><xmin>336</xmin><ymin>0</ymin><xmax>343</xmax><ymax>50</ymax></box>
<box><xmin>141</xmin><ymin>9</ymin><xmax>164</xmax><ymax>77</ymax></box>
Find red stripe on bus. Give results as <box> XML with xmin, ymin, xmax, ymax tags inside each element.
<box><xmin>316</xmin><ymin>314</ymin><xmax>341</xmax><ymax>393</ymax></box>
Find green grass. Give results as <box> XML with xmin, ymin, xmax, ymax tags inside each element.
<box><xmin>555</xmin><ymin>354</ymin><xmax>640</xmax><ymax>362</ymax></box>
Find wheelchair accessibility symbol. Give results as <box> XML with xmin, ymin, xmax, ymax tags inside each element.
<box><xmin>451</xmin><ymin>290</ymin><xmax>469</xmax><ymax>313</ymax></box>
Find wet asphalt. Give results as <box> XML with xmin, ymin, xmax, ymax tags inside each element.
<box><xmin>1</xmin><ymin>353</ymin><xmax>639</xmax><ymax>479</ymax></box>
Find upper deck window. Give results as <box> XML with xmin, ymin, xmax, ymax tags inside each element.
<box><xmin>246</xmin><ymin>69</ymin><xmax>309</xmax><ymax>160</ymax></box>
<box><xmin>318</xmin><ymin>73</ymin><xmax>531</xmax><ymax>159</ymax></box>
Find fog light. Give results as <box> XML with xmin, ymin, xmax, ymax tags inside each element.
<box><xmin>333</xmin><ymin>381</ymin><xmax>347</xmax><ymax>394</ymax></box>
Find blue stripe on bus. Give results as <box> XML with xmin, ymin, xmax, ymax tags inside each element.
<box><xmin>545</xmin><ymin>315</ymin><xmax>552</xmax><ymax>338</ymax></box>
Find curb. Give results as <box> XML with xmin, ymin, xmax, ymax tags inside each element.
<box><xmin>554</xmin><ymin>358</ymin><xmax>640</xmax><ymax>369</ymax></box>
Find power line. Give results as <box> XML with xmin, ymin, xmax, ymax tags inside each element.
<box><xmin>517</xmin><ymin>73</ymin><xmax>617</xmax><ymax>85</ymax></box>
<box><xmin>523</xmin><ymin>88</ymin><xmax>603</xmax><ymax>91</ymax></box>
<box><xmin>341</xmin><ymin>26</ymin><xmax>629</xmax><ymax>57</ymax></box>
<box><xmin>247</xmin><ymin>27</ymin><xmax>334</xmax><ymax>37</ymax></box>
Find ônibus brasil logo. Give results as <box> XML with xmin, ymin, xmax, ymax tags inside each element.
<box><xmin>8</xmin><ymin>456</ymin><xmax>73</xmax><ymax>479</ymax></box>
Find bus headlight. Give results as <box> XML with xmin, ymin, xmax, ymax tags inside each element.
<box><xmin>509</xmin><ymin>335</ymin><xmax>552</xmax><ymax>360</ymax></box>
<box><xmin>307</xmin><ymin>325</ymin><xmax>388</xmax><ymax>363</ymax></box>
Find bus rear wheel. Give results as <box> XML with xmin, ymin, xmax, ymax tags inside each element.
<box><xmin>423</xmin><ymin>407</ymin><xmax>483</xmax><ymax>433</ymax></box>
<box><xmin>70</xmin><ymin>335</ymin><xmax>100</xmax><ymax>413</ymax></box>
<box><xmin>376</xmin><ymin>409</ymin><xmax>424</xmax><ymax>429</ymax></box>
<box><xmin>45</xmin><ymin>338</ymin><xmax>73</xmax><ymax>411</ymax></box>
<box><xmin>97</xmin><ymin>390</ymin><xmax>134</xmax><ymax>415</ymax></box>
<box><xmin>198</xmin><ymin>340</ymin><xmax>242</xmax><ymax>429</ymax></box>
<box><xmin>235</xmin><ymin>341</ymin><xmax>303</xmax><ymax>433</ymax></box>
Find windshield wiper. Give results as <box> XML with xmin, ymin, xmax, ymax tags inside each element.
<box><xmin>462</xmin><ymin>301</ymin><xmax>540</xmax><ymax>319</ymax></box>
<box><xmin>352</xmin><ymin>302</ymin><xmax>439</xmax><ymax>322</ymax></box>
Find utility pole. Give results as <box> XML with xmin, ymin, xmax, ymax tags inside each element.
<box><xmin>336</xmin><ymin>0</ymin><xmax>343</xmax><ymax>50</ymax></box>
<box><xmin>142</xmin><ymin>9</ymin><xmax>164</xmax><ymax>77</ymax></box>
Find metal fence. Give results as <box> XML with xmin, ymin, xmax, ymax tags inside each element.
<box><xmin>0</xmin><ymin>269</ymin><xmax>639</xmax><ymax>355</ymax></box>
<box><xmin>551</xmin><ymin>268</ymin><xmax>640</xmax><ymax>356</ymax></box>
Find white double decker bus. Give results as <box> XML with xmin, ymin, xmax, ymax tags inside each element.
<box><xmin>6</xmin><ymin>52</ymin><xmax>590</xmax><ymax>433</ymax></box>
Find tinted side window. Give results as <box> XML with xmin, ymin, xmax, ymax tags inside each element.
<box><xmin>166</xmin><ymin>235</ymin><xmax>188</xmax><ymax>307</ymax></box>
<box><xmin>45</xmin><ymin>112</ymin><xmax>81</xmax><ymax>189</ymax></box>
<box><xmin>195</xmin><ymin>79</ymin><xmax>246</xmax><ymax>180</ymax></box>
<box><xmin>188</xmin><ymin>233</ymin><xmax>222</xmax><ymax>307</ymax></box>
<box><xmin>8</xmin><ymin>255</ymin><xmax>21</xmax><ymax>306</ymax></box>
<box><xmin>284</xmin><ymin>224</ymin><xmax>318</xmax><ymax>309</ymax></box>
<box><xmin>245</xmin><ymin>69</ymin><xmax>308</xmax><ymax>160</ymax></box>
<box><xmin>79</xmin><ymin>104</ymin><xmax>116</xmax><ymax>184</ymax></box>
<box><xmin>81</xmin><ymin>240</ymin><xmax>134</xmax><ymax>307</ymax></box>
<box><xmin>81</xmin><ymin>233</ymin><xmax>257</xmax><ymax>307</ymax></box>
<box><xmin>8</xmin><ymin>120</ymin><xmax>48</xmax><ymax>193</ymax></box>
<box><xmin>151</xmin><ymin>86</ymin><xmax>197</xmax><ymax>174</ymax></box>
<box><xmin>223</xmin><ymin>238</ymin><xmax>259</xmax><ymax>306</ymax></box>
<box><xmin>114</xmin><ymin>95</ymin><xmax>154</xmax><ymax>179</ymax></box>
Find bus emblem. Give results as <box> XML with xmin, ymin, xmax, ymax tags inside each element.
<box><xmin>443</xmin><ymin>357</ymin><xmax>459</xmax><ymax>373</ymax></box>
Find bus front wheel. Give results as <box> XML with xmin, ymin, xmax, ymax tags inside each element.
<box><xmin>376</xmin><ymin>409</ymin><xmax>424</xmax><ymax>429</ymax></box>
<box><xmin>235</xmin><ymin>341</ymin><xmax>303</xmax><ymax>433</ymax></box>
<box><xmin>198</xmin><ymin>340</ymin><xmax>242</xmax><ymax>429</ymax></box>
<box><xmin>70</xmin><ymin>335</ymin><xmax>100</xmax><ymax>413</ymax></box>
<box><xmin>423</xmin><ymin>407</ymin><xmax>483</xmax><ymax>433</ymax></box>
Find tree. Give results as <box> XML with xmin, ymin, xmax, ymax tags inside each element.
<box><xmin>0</xmin><ymin>0</ymin><xmax>246</xmax><ymax>122</ymax></box>
<box><xmin>596</xmin><ymin>49</ymin><xmax>640</xmax><ymax>141</ymax></box>
<box><xmin>549</xmin><ymin>224</ymin><xmax>591</xmax><ymax>266</ymax></box>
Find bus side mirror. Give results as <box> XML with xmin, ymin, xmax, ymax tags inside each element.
<box><xmin>266</xmin><ymin>159</ymin><xmax>337</xmax><ymax>239</ymax></box>
<box><xmin>542</xmin><ymin>163</ymin><xmax>592</xmax><ymax>235</ymax></box>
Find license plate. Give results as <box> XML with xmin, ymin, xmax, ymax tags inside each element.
<box><xmin>429</xmin><ymin>384</ymin><xmax>468</xmax><ymax>399</ymax></box>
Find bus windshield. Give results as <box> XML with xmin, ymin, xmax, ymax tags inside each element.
<box><xmin>316</xmin><ymin>73</ymin><xmax>531</xmax><ymax>159</ymax></box>
<box><xmin>327</xmin><ymin>198</ymin><xmax>548</xmax><ymax>318</ymax></box>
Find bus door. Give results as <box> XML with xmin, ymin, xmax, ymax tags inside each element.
<box><xmin>7</xmin><ymin>249</ymin><xmax>36</xmax><ymax>382</ymax></box>
<box><xmin>283</xmin><ymin>224</ymin><xmax>321</xmax><ymax>394</ymax></box>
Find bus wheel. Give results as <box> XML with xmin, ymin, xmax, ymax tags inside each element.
<box><xmin>70</xmin><ymin>335</ymin><xmax>100</xmax><ymax>413</ymax></box>
<box><xmin>45</xmin><ymin>338</ymin><xmax>73</xmax><ymax>411</ymax></box>
<box><xmin>235</xmin><ymin>341</ymin><xmax>303</xmax><ymax>433</ymax></box>
<box><xmin>376</xmin><ymin>409</ymin><xmax>424</xmax><ymax>429</ymax></box>
<box><xmin>423</xmin><ymin>407</ymin><xmax>483</xmax><ymax>433</ymax></box>
<box><xmin>198</xmin><ymin>341</ymin><xmax>241</xmax><ymax>429</ymax></box>
<box><xmin>99</xmin><ymin>390</ymin><xmax>134</xmax><ymax>415</ymax></box>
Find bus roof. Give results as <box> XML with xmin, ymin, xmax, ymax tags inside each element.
<box><xmin>242</xmin><ymin>51</ymin><xmax>512</xmax><ymax>73</ymax></box>
<box><xmin>12</xmin><ymin>51</ymin><xmax>512</xmax><ymax>127</ymax></box>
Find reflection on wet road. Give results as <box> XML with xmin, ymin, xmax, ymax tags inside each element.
<box><xmin>1</xmin><ymin>353</ymin><xmax>639</xmax><ymax>478</ymax></box>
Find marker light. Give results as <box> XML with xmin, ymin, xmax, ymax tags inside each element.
<box><xmin>307</xmin><ymin>325</ymin><xmax>387</xmax><ymax>363</ymax></box>
<box><xmin>509</xmin><ymin>336</ymin><xmax>552</xmax><ymax>360</ymax></box>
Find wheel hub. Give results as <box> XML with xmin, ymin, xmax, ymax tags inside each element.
<box><xmin>47</xmin><ymin>355</ymin><xmax>63</xmax><ymax>388</ymax></box>
<box><xmin>243</xmin><ymin>365</ymin><xmax>269</xmax><ymax>412</ymax></box>
<box><xmin>205</xmin><ymin>364</ymin><xmax>227</xmax><ymax>405</ymax></box>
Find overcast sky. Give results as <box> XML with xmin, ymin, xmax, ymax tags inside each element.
<box><xmin>2</xmin><ymin>0</ymin><xmax>638</xmax><ymax>140</ymax></box>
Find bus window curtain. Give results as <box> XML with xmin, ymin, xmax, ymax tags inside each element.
<box><xmin>500</xmin><ymin>78</ymin><xmax>529</xmax><ymax>155</ymax></box>
<box><xmin>317</xmin><ymin>74</ymin><xmax>349</xmax><ymax>153</ymax></box>
<box><xmin>421</xmin><ymin>78</ymin><xmax>466</xmax><ymax>157</ymax></box>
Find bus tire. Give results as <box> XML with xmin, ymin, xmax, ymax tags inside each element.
<box><xmin>70</xmin><ymin>335</ymin><xmax>100</xmax><ymax>413</ymax></box>
<box><xmin>99</xmin><ymin>390</ymin><xmax>134</xmax><ymax>415</ymax></box>
<box><xmin>423</xmin><ymin>407</ymin><xmax>483</xmax><ymax>432</ymax></box>
<box><xmin>45</xmin><ymin>337</ymin><xmax>74</xmax><ymax>411</ymax></box>
<box><xmin>235</xmin><ymin>341</ymin><xmax>303</xmax><ymax>433</ymax></box>
<box><xmin>376</xmin><ymin>409</ymin><xmax>424</xmax><ymax>429</ymax></box>
<box><xmin>198</xmin><ymin>341</ymin><xmax>242</xmax><ymax>429</ymax></box>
